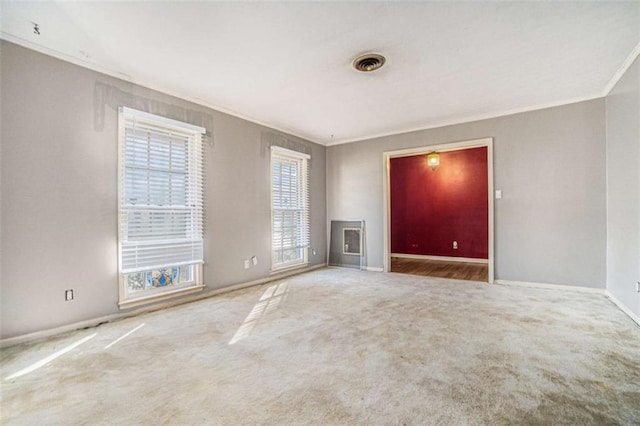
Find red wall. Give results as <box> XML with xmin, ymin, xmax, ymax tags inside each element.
<box><xmin>390</xmin><ymin>147</ymin><xmax>488</xmax><ymax>259</ymax></box>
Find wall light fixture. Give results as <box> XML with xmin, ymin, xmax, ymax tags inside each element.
<box><xmin>427</xmin><ymin>151</ymin><xmax>440</xmax><ymax>170</ymax></box>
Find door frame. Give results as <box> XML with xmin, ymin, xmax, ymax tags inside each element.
<box><xmin>382</xmin><ymin>137</ymin><xmax>494</xmax><ymax>283</ymax></box>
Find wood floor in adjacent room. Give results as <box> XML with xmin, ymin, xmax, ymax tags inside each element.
<box><xmin>391</xmin><ymin>256</ymin><xmax>488</xmax><ymax>281</ymax></box>
<box><xmin>2</xmin><ymin>268</ymin><xmax>639</xmax><ymax>424</ymax></box>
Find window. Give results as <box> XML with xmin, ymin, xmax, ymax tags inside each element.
<box><xmin>118</xmin><ymin>107</ymin><xmax>205</xmax><ymax>307</ymax></box>
<box><xmin>271</xmin><ymin>146</ymin><xmax>310</xmax><ymax>270</ymax></box>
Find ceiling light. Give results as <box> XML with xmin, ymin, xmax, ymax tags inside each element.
<box><xmin>353</xmin><ymin>53</ymin><xmax>386</xmax><ymax>72</ymax></box>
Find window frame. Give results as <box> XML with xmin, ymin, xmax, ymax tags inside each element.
<box><xmin>117</xmin><ymin>107</ymin><xmax>205</xmax><ymax>309</ymax></box>
<box><xmin>270</xmin><ymin>146</ymin><xmax>311</xmax><ymax>272</ymax></box>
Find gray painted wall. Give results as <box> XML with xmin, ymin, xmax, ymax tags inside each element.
<box><xmin>605</xmin><ymin>57</ymin><xmax>640</xmax><ymax>317</ymax></box>
<box><xmin>327</xmin><ymin>99</ymin><xmax>607</xmax><ymax>288</ymax></box>
<box><xmin>0</xmin><ymin>42</ymin><xmax>327</xmax><ymax>339</ymax></box>
<box><xmin>0</xmin><ymin>42</ymin><xmax>3</xmax><ymax>324</ymax></box>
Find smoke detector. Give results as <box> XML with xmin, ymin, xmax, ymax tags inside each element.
<box><xmin>353</xmin><ymin>53</ymin><xmax>386</xmax><ymax>72</ymax></box>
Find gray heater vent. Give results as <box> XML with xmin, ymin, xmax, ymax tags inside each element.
<box><xmin>329</xmin><ymin>220</ymin><xmax>366</xmax><ymax>269</ymax></box>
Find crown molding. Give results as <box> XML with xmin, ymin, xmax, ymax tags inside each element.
<box><xmin>0</xmin><ymin>33</ymin><xmax>321</xmax><ymax>146</ymax></box>
<box><xmin>3</xmin><ymin>32</ymin><xmax>637</xmax><ymax>149</ymax></box>
<box><xmin>325</xmin><ymin>93</ymin><xmax>604</xmax><ymax>146</ymax></box>
<box><xmin>603</xmin><ymin>40</ymin><xmax>640</xmax><ymax>96</ymax></box>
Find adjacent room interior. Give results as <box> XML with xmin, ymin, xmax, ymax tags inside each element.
<box><xmin>389</xmin><ymin>144</ymin><xmax>490</xmax><ymax>282</ymax></box>
<box><xmin>1</xmin><ymin>1</ymin><xmax>639</xmax><ymax>424</ymax></box>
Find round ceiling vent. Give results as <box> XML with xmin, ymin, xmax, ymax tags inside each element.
<box><xmin>353</xmin><ymin>53</ymin><xmax>386</xmax><ymax>72</ymax></box>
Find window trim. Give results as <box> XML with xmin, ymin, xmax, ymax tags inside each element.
<box><xmin>117</xmin><ymin>107</ymin><xmax>205</xmax><ymax>308</ymax></box>
<box><xmin>270</xmin><ymin>146</ymin><xmax>310</xmax><ymax>272</ymax></box>
<box><xmin>120</xmin><ymin>107</ymin><xmax>206</xmax><ymax>134</ymax></box>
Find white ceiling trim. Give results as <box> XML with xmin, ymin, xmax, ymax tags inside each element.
<box><xmin>0</xmin><ymin>33</ymin><xmax>130</xmax><ymax>82</ymax></box>
<box><xmin>324</xmin><ymin>93</ymin><xmax>604</xmax><ymax>147</ymax></box>
<box><xmin>1</xmin><ymin>30</ymin><xmax>636</xmax><ymax>148</ymax></box>
<box><xmin>0</xmin><ymin>32</ymin><xmax>321</xmax><ymax>145</ymax></box>
<box><xmin>603</xmin><ymin>40</ymin><xmax>640</xmax><ymax>96</ymax></box>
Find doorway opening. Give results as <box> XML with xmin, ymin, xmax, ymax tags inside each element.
<box><xmin>382</xmin><ymin>138</ymin><xmax>494</xmax><ymax>283</ymax></box>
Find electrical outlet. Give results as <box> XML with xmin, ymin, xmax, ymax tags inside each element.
<box><xmin>312</xmin><ymin>249</ymin><xmax>317</xmax><ymax>256</ymax></box>
<box><xmin>65</xmin><ymin>289</ymin><xmax>74</xmax><ymax>301</ymax></box>
<box><xmin>637</xmin><ymin>282</ymin><xmax>640</xmax><ymax>292</ymax></box>
<box><xmin>453</xmin><ymin>241</ymin><xmax>458</xmax><ymax>250</ymax></box>
<box><xmin>251</xmin><ymin>256</ymin><xmax>258</xmax><ymax>266</ymax></box>
<box><xmin>244</xmin><ymin>260</ymin><xmax>250</xmax><ymax>269</ymax></box>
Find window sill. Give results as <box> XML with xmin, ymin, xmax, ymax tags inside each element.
<box><xmin>119</xmin><ymin>284</ymin><xmax>205</xmax><ymax>310</ymax></box>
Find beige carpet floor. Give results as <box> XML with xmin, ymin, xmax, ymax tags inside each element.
<box><xmin>1</xmin><ymin>268</ymin><xmax>639</xmax><ymax>425</ymax></box>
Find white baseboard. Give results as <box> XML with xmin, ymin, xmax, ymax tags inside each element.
<box><xmin>0</xmin><ymin>313</ymin><xmax>125</xmax><ymax>350</ymax></box>
<box><xmin>494</xmin><ymin>279</ymin><xmax>606</xmax><ymax>294</ymax></box>
<box><xmin>391</xmin><ymin>253</ymin><xmax>488</xmax><ymax>264</ymax></box>
<box><xmin>326</xmin><ymin>265</ymin><xmax>383</xmax><ymax>272</ymax></box>
<box><xmin>0</xmin><ymin>263</ymin><xmax>326</xmax><ymax>348</ymax></box>
<box><xmin>494</xmin><ymin>280</ymin><xmax>640</xmax><ymax>326</ymax></box>
<box><xmin>605</xmin><ymin>291</ymin><xmax>640</xmax><ymax>327</ymax></box>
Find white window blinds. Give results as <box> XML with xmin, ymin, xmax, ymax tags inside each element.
<box><xmin>118</xmin><ymin>107</ymin><xmax>205</xmax><ymax>274</ymax></box>
<box><xmin>271</xmin><ymin>147</ymin><xmax>310</xmax><ymax>268</ymax></box>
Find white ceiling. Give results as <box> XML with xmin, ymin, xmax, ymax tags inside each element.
<box><xmin>2</xmin><ymin>1</ymin><xmax>639</xmax><ymax>146</ymax></box>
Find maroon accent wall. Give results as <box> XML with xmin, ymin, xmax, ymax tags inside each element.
<box><xmin>390</xmin><ymin>147</ymin><xmax>488</xmax><ymax>259</ymax></box>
